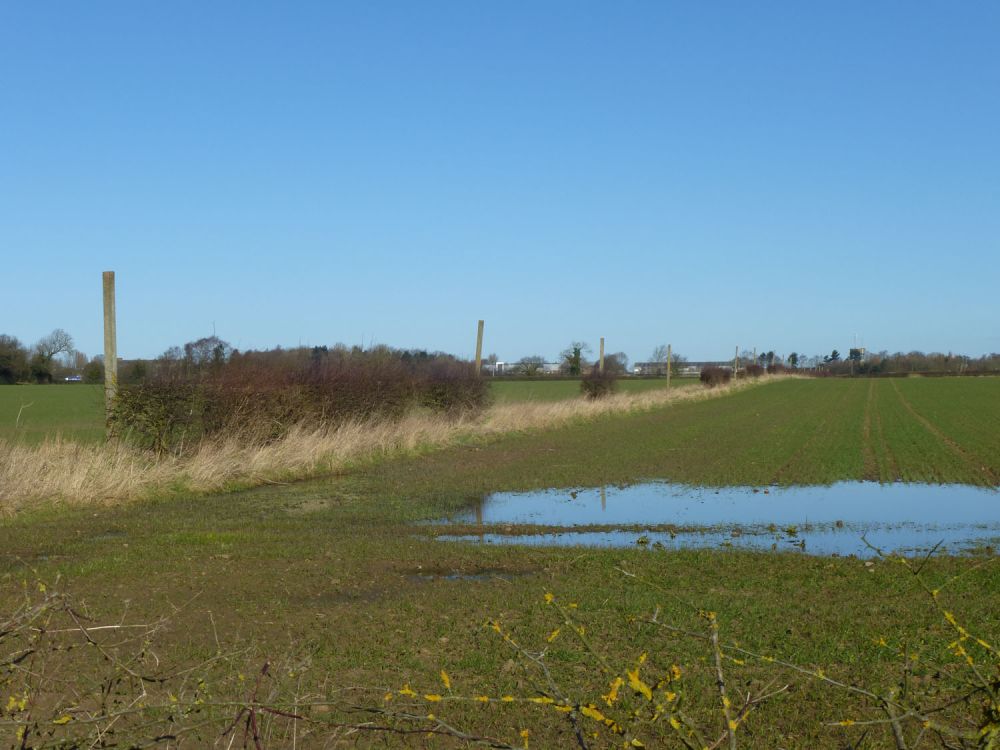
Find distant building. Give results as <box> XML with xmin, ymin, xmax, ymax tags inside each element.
<box><xmin>482</xmin><ymin>361</ymin><xmax>564</xmax><ymax>376</ymax></box>
<box><xmin>632</xmin><ymin>362</ymin><xmax>667</xmax><ymax>376</ymax></box>
<box><xmin>633</xmin><ymin>361</ymin><xmax>730</xmax><ymax>376</ymax></box>
<box><xmin>482</xmin><ymin>361</ymin><xmax>508</xmax><ymax>375</ymax></box>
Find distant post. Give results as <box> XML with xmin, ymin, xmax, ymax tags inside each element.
<box><xmin>599</xmin><ymin>337</ymin><xmax>605</xmax><ymax>374</ymax></box>
<box><xmin>734</xmin><ymin>345</ymin><xmax>739</xmax><ymax>376</ymax></box>
<box><xmin>666</xmin><ymin>344</ymin><xmax>672</xmax><ymax>388</ymax></box>
<box><xmin>102</xmin><ymin>271</ymin><xmax>118</xmax><ymax>422</ymax></box>
<box><xmin>474</xmin><ymin>319</ymin><xmax>484</xmax><ymax>377</ymax></box>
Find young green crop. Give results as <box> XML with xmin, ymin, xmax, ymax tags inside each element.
<box><xmin>0</xmin><ymin>384</ymin><xmax>104</xmax><ymax>444</ymax></box>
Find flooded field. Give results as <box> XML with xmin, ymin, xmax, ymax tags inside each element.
<box><xmin>434</xmin><ymin>482</ymin><xmax>1000</xmax><ymax>557</ymax></box>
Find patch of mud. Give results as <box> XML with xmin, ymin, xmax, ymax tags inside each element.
<box><xmin>403</xmin><ymin>566</ymin><xmax>534</xmax><ymax>583</ymax></box>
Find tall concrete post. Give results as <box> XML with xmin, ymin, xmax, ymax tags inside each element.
<box><xmin>599</xmin><ymin>337</ymin><xmax>605</xmax><ymax>374</ymax></box>
<box><xmin>474</xmin><ymin>320</ymin><xmax>484</xmax><ymax>377</ymax></box>
<box><xmin>102</xmin><ymin>271</ymin><xmax>118</xmax><ymax>422</ymax></box>
<box><xmin>666</xmin><ymin>343</ymin><xmax>672</xmax><ymax>389</ymax></box>
<box><xmin>734</xmin><ymin>345</ymin><xmax>739</xmax><ymax>376</ymax></box>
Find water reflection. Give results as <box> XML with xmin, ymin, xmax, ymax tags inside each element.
<box><xmin>437</xmin><ymin>482</ymin><xmax>1000</xmax><ymax>557</ymax></box>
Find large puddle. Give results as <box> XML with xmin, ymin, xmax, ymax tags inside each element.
<box><xmin>434</xmin><ymin>482</ymin><xmax>1000</xmax><ymax>557</ymax></box>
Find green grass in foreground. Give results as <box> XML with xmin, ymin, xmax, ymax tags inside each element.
<box><xmin>0</xmin><ymin>384</ymin><xmax>104</xmax><ymax>444</ymax></box>
<box><xmin>1</xmin><ymin>377</ymin><xmax>998</xmax><ymax>747</ymax></box>
<box><xmin>489</xmin><ymin>376</ymin><xmax>698</xmax><ymax>403</ymax></box>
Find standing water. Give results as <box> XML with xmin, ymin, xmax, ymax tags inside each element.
<box><xmin>433</xmin><ymin>482</ymin><xmax>1000</xmax><ymax>557</ymax></box>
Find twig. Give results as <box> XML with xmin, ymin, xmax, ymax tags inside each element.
<box><xmin>15</xmin><ymin>401</ymin><xmax>34</xmax><ymax>429</ymax></box>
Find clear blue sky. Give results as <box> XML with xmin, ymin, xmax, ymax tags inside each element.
<box><xmin>2</xmin><ymin>2</ymin><xmax>998</xmax><ymax>364</ymax></box>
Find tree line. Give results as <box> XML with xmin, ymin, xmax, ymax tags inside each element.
<box><xmin>0</xmin><ymin>329</ymin><xmax>85</xmax><ymax>384</ymax></box>
<box><xmin>6</xmin><ymin>329</ymin><xmax>1000</xmax><ymax>385</ymax></box>
<box><xmin>493</xmin><ymin>343</ymin><xmax>690</xmax><ymax>377</ymax></box>
<box><xmin>735</xmin><ymin>348</ymin><xmax>1000</xmax><ymax>375</ymax></box>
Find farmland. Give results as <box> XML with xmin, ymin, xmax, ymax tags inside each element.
<box><xmin>0</xmin><ymin>384</ymin><xmax>104</xmax><ymax>444</ymax></box>
<box><xmin>1</xmin><ymin>376</ymin><xmax>998</xmax><ymax>747</ymax></box>
<box><xmin>405</xmin><ymin>377</ymin><xmax>1000</xmax><ymax>488</ymax></box>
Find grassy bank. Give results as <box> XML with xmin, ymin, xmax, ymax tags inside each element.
<box><xmin>490</xmin><ymin>377</ymin><xmax>698</xmax><ymax>403</ymax></box>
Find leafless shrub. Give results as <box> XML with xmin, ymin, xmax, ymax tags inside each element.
<box><xmin>580</xmin><ymin>367</ymin><xmax>618</xmax><ymax>400</ymax></box>
<box><xmin>700</xmin><ymin>366</ymin><xmax>732</xmax><ymax>387</ymax></box>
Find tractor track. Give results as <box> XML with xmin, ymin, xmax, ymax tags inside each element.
<box><xmin>890</xmin><ymin>379</ymin><xmax>998</xmax><ymax>485</ymax></box>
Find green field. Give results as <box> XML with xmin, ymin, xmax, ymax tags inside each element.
<box><xmin>1</xmin><ymin>377</ymin><xmax>998</xmax><ymax>747</ymax></box>
<box><xmin>0</xmin><ymin>384</ymin><xmax>105</xmax><ymax>444</ymax></box>
<box><xmin>422</xmin><ymin>377</ymin><xmax>1000</xmax><ymax>488</ymax></box>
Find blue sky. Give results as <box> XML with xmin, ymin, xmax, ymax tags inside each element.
<box><xmin>2</xmin><ymin>2</ymin><xmax>998</xmax><ymax>363</ymax></box>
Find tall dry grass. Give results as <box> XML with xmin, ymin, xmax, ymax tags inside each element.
<box><xmin>0</xmin><ymin>376</ymin><xmax>789</xmax><ymax>513</ymax></box>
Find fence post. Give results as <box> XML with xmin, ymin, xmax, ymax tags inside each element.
<box><xmin>599</xmin><ymin>337</ymin><xmax>605</xmax><ymax>374</ymax></box>
<box><xmin>666</xmin><ymin>343</ymin><xmax>672</xmax><ymax>388</ymax></box>
<box><xmin>474</xmin><ymin>320</ymin><xmax>484</xmax><ymax>377</ymax></box>
<box><xmin>102</xmin><ymin>271</ymin><xmax>118</xmax><ymax>426</ymax></box>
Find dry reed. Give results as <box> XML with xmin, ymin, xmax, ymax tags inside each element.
<box><xmin>0</xmin><ymin>376</ymin><xmax>789</xmax><ymax>513</ymax></box>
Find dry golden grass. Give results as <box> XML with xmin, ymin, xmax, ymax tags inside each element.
<box><xmin>0</xmin><ymin>376</ymin><xmax>788</xmax><ymax>513</ymax></box>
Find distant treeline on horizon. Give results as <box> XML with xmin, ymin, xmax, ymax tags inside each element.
<box><xmin>3</xmin><ymin>330</ymin><xmax>1000</xmax><ymax>385</ymax></box>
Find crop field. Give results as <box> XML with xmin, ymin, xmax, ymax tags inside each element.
<box><xmin>0</xmin><ymin>384</ymin><xmax>104</xmax><ymax>444</ymax></box>
<box><xmin>410</xmin><ymin>376</ymin><xmax>1000</xmax><ymax>489</ymax></box>
<box><xmin>1</xmin><ymin>376</ymin><xmax>998</xmax><ymax>748</ymax></box>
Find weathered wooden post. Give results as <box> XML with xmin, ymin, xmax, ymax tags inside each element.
<box><xmin>102</xmin><ymin>271</ymin><xmax>118</xmax><ymax>425</ymax></box>
<box><xmin>599</xmin><ymin>337</ymin><xmax>605</xmax><ymax>374</ymax></box>
<box><xmin>666</xmin><ymin>343</ymin><xmax>672</xmax><ymax>389</ymax></box>
<box><xmin>474</xmin><ymin>319</ymin><xmax>484</xmax><ymax>377</ymax></box>
<box><xmin>734</xmin><ymin>345</ymin><xmax>739</xmax><ymax>376</ymax></box>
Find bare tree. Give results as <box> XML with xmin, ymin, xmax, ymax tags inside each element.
<box><xmin>183</xmin><ymin>336</ymin><xmax>233</xmax><ymax>367</ymax></box>
<box><xmin>605</xmin><ymin>351</ymin><xmax>629</xmax><ymax>374</ymax></box>
<box><xmin>516</xmin><ymin>355</ymin><xmax>545</xmax><ymax>376</ymax></box>
<box><xmin>35</xmin><ymin>329</ymin><xmax>74</xmax><ymax>362</ymax></box>
<box><xmin>30</xmin><ymin>329</ymin><xmax>74</xmax><ymax>383</ymax></box>
<box><xmin>649</xmin><ymin>345</ymin><xmax>687</xmax><ymax>377</ymax></box>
